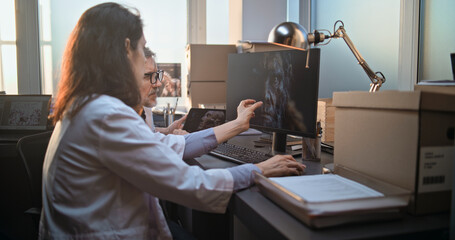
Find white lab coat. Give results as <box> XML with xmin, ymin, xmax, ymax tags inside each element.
<box><xmin>39</xmin><ymin>95</ymin><xmax>234</xmax><ymax>240</ymax></box>
<box><xmin>143</xmin><ymin>106</ymin><xmax>156</xmax><ymax>132</ymax></box>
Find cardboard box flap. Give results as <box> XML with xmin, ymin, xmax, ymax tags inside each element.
<box><xmin>185</xmin><ymin>44</ymin><xmax>236</xmax><ymax>81</ymax></box>
<box><xmin>332</xmin><ymin>91</ymin><xmax>421</xmax><ymax>111</ymax></box>
<box><xmin>333</xmin><ymin>90</ymin><xmax>455</xmax><ymax>112</ymax></box>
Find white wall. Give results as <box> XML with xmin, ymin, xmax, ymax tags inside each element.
<box><xmin>242</xmin><ymin>0</ymin><xmax>287</xmax><ymax>42</ymax></box>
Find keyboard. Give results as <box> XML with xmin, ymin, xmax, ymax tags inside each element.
<box><xmin>209</xmin><ymin>143</ymin><xmax>273</xmax><ymax>164</ymax></box>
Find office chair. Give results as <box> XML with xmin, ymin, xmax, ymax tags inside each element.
<box><xmin>16</xmin><ymin>131</ymin><xmax>53</xmax><ymax>236</ymax></box>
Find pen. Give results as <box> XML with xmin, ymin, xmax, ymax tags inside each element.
<box><xmin>172</xmin><ymin>98</ymin><xmax>178</xmax><ymax>115</ymax></box>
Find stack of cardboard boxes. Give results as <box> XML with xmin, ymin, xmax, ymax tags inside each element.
<box><xmin>185</xmin><ymin>44</ymin><xmax>236</xmax><ymax>108</ymax></box>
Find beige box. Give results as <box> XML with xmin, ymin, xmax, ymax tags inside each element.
<box><xmin>332</xmin><ymin>90</ymin><xmax>455</xmax><ymax>215</ymax></box>
<box><xmin>414</xmin><ymin>84</ymin><xmax>455</xmax><ymax>95</ymax></box>
<box><xmin>186</xmin><ymin>44</ymin><xmax>236</xmax><ymax>108</ymax></box>
<box><xmin>317</xmin><ymin>98</ymin><xmax>335</xmax><ymax>143</ymax></box>
<box><xmin>237</xmin><ymin>41</ymin><xmax>294</xmax><ymax>53</ymax></box>
<box><xmin>186</xmin><ymin>44</ymin><xmax>237</xmax><ymax>81</ymax></box>
<box><xmin>188</xmin><ymin>81</ymin><xmax>226</xmax><ymax>108</ymax></box>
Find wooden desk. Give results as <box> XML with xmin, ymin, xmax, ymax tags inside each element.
<box><xmin>190</xmin><ymin>134</ymin><xmax>450</xmax><ymax>240</ymax></box>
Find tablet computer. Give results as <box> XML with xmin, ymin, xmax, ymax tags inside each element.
<box><xmin>182</xmin><ymin>108</ymin><xmax>226</xmax><ymax>133</ymax></box>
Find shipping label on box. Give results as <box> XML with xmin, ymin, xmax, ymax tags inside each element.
<box><xmin>419</xmin><ymin>146</ymin><xmax>454</xmax><ymax>193</ymax></box>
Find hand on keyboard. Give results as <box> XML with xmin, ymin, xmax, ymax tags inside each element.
<box><xmin>210</xmin><ymin>143</ymin><xmax>305</xmax><ymax>177</ymax></box>
<box><xmin>210</xmin><ymin>142</ymin><xmax>272</xmax><ymax>164</ymax></box>
<box><xmin>255</xmin><ymin>155</ymin><xmax>306</xmax><ymax>177</ymax></box>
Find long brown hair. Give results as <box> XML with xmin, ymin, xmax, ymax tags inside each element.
<box><xmin>52</xmin><ymin>3</ymin><xmax>143</xmax><ymax>123</ymax></box>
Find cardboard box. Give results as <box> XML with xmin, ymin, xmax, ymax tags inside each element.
<box><xmin>332</xmin><ymin>90</ymin><xmax>455</xmax><ymax>215</ymax></box>
<box><xmin>317</xmin><ymin>98</ymin><xmax>335</xmax><ymax>143</ymax></box>
<box><xmin>186</xmin><ymin>44</ymin><xmax>236</xmax><ymax>108</ymax></box>
<box><xmin>188</xmin><ymin>81</ymin><xmax>226</xmax><ymax>108</ymax></box>
<box><xmin>185</xmin><ymin>44</ymin><xmax>237</xmax><ymax>81</ymax></box>
<box><xmin>237</xmin><ymin>41</ymin><xmax>294</xmax><ymax>53</ymax></box>
<box><xmin>414</xmin><ymin>84</ymin><xmax>455</xmax><ymax>95</ymax></box>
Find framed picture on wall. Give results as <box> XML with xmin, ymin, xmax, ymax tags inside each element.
<box><xmin>157</xmin><ymin>63</ymin><xmax>182</xmax><ymax>97</ymax></box>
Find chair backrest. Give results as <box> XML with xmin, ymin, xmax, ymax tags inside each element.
<box><xmin>17</xmin><ymin>131</ymin><xmax>52</xmax><ymax>208</ymax></box>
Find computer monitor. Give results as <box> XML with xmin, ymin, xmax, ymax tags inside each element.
<box><xmin>226</xmin><ymin>49</ymin><xmax>320</xmax><ymax>153</ymax></box>
<box><xmin>0</xmin><ymin>95</ymin><xmax>51</xmax><ymax>131</ymax></box>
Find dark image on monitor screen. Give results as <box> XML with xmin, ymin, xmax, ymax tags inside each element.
<box><xmin>182</xmin><ymin>108</ymin><xmax>226</xmax><ymax>133</ymax></box>
<box><xmin>227</xmin><ymin>49</ymin><xmax>320</xmax><ymax>148</ymax></box>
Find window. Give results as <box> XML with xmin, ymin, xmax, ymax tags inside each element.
<box><xmin>206</xmin><ymin>0</ymin><xmax>229</xmax><ymax>44</ymax></box>
<box><xmin>0</xmin><ymin>0</ymin><xmax>18</xmax><ymax>94</ymax></box>
<box><xmin>38</xmin><ymin>0</ymin><xmax>188</xmax><ymax>107</ymax></box>
<box><xmin>27</xmin><ymin>1</ymin><xmax>421</xmax><ymax>101</ymax></box>
<box><xmin>39</xmin><ymin>0</ymin><xmax>53</xmax><ymax>95</ymax></box>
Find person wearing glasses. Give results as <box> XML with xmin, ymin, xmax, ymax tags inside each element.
<box><xmin>142</xmin><ymin>47</ymin><xmax>222</xmax><ymax>160</ymax></box>
<box><xmin>40</xmin><ymin>3</ymin><xmax>305</xmax><ymax>239</ymax></box>
<box><xmin>141</xmin><ymin>47</ymin><xmax>187</xmax><ymax>135</ymax></box>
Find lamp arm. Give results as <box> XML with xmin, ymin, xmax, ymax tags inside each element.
<box><xmin>332</xmin><ymin>25</ymin><xmax>386</xmax><ymax>92</ymax></box>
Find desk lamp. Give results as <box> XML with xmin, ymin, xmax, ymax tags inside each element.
<box><xmin>268</xmin><ymin>20</ymin><xmax>386</xmax><ymax>92</ymax></box>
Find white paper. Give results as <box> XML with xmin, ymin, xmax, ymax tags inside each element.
<box><xmin>270</xmin><ymin>174</ymin><xmax>384</xmax><ymax>203</ymax></box>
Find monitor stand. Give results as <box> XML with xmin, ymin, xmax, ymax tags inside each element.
<box><xmin>271</xmin><ymin>132</ymin><xmax>300</xmax><ymax>156</ymax></box>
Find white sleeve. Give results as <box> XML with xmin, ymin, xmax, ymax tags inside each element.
<box><xmin>143</xmin><ymin>107</ymin><xmax>155</xmax><ymax>132</ymax></box>
<box><xmin>98</xmin><ymin>106</ymin><xmax>234</xmax><ymax>213</ymax></box>
<box><xmin>143</xmin><ymin>106</ymin><xmax>185</xmax><ymax>158</ymax></box>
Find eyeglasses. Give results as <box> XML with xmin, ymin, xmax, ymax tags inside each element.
<box><xmin>144</xmin><ymin>70</ymin><xmax>164</xmax><ymax>84</ymax></box>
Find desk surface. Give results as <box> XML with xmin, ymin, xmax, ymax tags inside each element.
<box><xmin>233</xmin><ymin>187</ymin><xmax>449</xmax><ymax>240</ymax></box>
<box><xmin>192</xmin><ymin>134</ymin><xmax>450</xmax><ymax>240</ymax></box>
<box><xmin>193</xmin><ymin>134</ymin><xmax>331</xmax><ymax>171</ymax></box>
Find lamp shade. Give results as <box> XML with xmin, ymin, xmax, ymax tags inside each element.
<box><xmin>268</xmin><ymin>22</ymin><xmax>309</xmax><ymax>50</ymax></box>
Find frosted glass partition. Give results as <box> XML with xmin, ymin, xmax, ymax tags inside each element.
<box><xmin>419</xmin><ymin>0</ymin><xmax>455</xmax><ymax>81</ymax></box>
<box><xmin>312</xmin><ymin>0</ymin><xmax>400</xmax><ymax>98</ymax></box>
<box><xmin>242</xmin><ymin>0</ymin><xmax>287</xmax><ymax>42</ymax></box>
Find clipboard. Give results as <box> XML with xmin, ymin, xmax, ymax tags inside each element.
<box><xmin>254</xmin><ymin>165</ymin><xmax>411</xmax><ymax>228</ymax></box>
